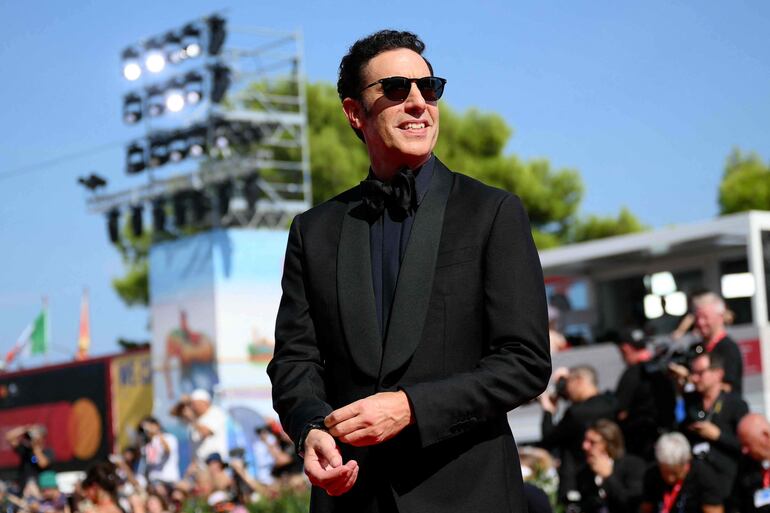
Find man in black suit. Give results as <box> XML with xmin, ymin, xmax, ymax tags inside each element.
<box><xmin>267</xmin><ymin>30</ymin><xmax>551</xmax><ymax>513</ymax></box>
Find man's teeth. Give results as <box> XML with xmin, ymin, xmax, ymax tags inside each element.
<box><xmin>403</xmin><ymin>123</ymin><xmax>426</xmax><ymax>129</ymax></box>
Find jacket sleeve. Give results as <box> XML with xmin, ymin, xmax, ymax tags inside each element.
<box><xmin>401</xmin><ymin>194</ymin><xmax>551</xmax><ymax>447</ymax></box>
<box><xmin>267</xmin><ymin>215</ymin><xmax>333</xmax><ymax>445</ymax></box>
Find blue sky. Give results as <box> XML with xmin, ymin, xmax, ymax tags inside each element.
<box><xmin>1</xmin><ymin>1</ymin><xmax>769</xmax><ymax>364</ymax></box>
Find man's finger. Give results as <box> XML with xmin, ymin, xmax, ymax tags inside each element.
<box><xmin>325</xmin><ymin>461</ymin><xmax>359</xmax><ymax>496</ymax></box>
<box><xmin>325</xmin><ymin>401</ymin><xmax>362</xmax><ymax>428</ymax></box>
<box><xmin>327</xmin><ymin>415</ymin><xmax>367</xmax><ymax>438</ymax></box>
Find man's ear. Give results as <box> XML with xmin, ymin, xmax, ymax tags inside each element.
<box><xmin>342</xmin><ymin>97</ymin><xmax>365</xmax><ymax>132</ymax></box>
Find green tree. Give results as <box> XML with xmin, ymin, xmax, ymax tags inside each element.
<box><xmin>719</xmin><ymin>148</ymin><xmax>770</xmax><ymax>214</ymax></box>
<box><xmin>111</xmin><ymin>220</ymin><xmax>152</xmax><ymax>306</ymax></box>
<box><xmin>568</xmin><ymin>207</ymin><xmax>646</xmax><ymax>243</ymax></box>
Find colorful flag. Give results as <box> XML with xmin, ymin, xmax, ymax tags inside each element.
<box><xmin>29</xmin><ymin>307</ymin><xmax>48</xmax><ymax>355</ymax></box>
<box><xmin>76</xmin><ymin>289</ymin><xmax>90</xmax><ymax>360</ymax></box>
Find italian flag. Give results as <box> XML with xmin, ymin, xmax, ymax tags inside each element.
<box><xmin>4</xmin><ymin>302</ymin><xmax>49</xmax><ymax>366</ymax></box>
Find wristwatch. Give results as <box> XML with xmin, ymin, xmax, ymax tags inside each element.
<box><xmin>297</xmin><ymin>421</ymin><xmax>329</xmax><ymax>459</ymax></box>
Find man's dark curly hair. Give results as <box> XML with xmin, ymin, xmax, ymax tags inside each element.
<box><xmin>337</xmin><ymin>29</ymin><xmax>433</xmax><ymax>102</ymax></box>
<box><xmin>337</xmin><ymin>30</ymin><xmax>434</xmax><ymax>142</ymax></box>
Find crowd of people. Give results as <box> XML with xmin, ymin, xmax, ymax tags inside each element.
<box><xmin>529</xmin><ymin>290</ymin><xmax>768</xmax><ymax>513</ymax></box>
<box><xmin>1</xmin><ymin>390</ymin><xmax>307</xmax><ymax>513</ymax></box>
<box><xmin>3</xmin><ymin>289</ymin><xmax>770</xmax><ymax>513</ymax></box>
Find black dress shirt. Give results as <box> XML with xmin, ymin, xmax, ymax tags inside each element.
<box><xmin>369</xmin><ymin>155</ymin><xmax>435</xmax><ymax>337</ymax></box>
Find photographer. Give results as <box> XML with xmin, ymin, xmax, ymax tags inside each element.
<box><xmin>538</xmin><ymin>366</ymin><xmax>617</xmax><ymax>503</ymax></box>
<box><xmin>614</xmin><ymin>328</ymin><xmax>677</xmax><ymax>461</ymax></box>
<box><xmin>138</xmin><ymin>417</ymin><xmax>180</xmax><ymax>487</ymax></box>
<box><xmin>171</xmin><ymin>389</ymin><xmax>227</xmax><ymax>466</ymax></box>
<box><xmin>4</xmin><ymin>424</ymin><xmax>53</xmax><ymax>497</ymax></box>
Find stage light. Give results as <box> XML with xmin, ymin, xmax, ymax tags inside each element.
<box><xmin>122</xmin><ymin>47</ymin><xmax>142</xmax><ymax>81</ymax></box>
<box><xmin>168</xmin><ymin>133</ymin><xmax>188</xmax><ymax>162</ymax></box>
<box><xmin>181</xmin><ymin>24</ymin><xmax>202</xmax><ymax>59</ymax></box>
<box><xmin>145</xmin><ymin>39</ymin><xmax>166</xmax><ymax>73</ymax></box>
<box><xmin>107</xmin><ymin>209</ymin><xmax>120</xmax><ymax>243</ymax></box>
<box><xmin>164</xmin><ymin>31</ymin><xmax>185</xmax><ymax>65</ymax></box>
<box><xmin>210</xmin><ymin>64</ymin><xmax>230</xmax><ymax>103</ymax></box>
<box><xmin>123</xmin><ymin>93</ymin><xmax>143</xmax><ymax>124</ymax></box>
<box><xmin>152</xmin><ymin>199</ymin><xmax>166</xmax><ymax>232</ymax></box>
<box><xmin>146</xmin><ymin>86</ymin><xmax>165</xmax><ymax>117</ymax></box>
<box><xmin>188</xmin><ymin>132</ymin><xmax>206</xmax><ymax>157</ymax></box>
<box><xmin>184</xmin><ymin>72</ymin><xmax>204</xmax><ymax>104</ymax></box>
<box><xmin>126</xmin><ymin>142</ymin><xmax>146</xmax><ymax>174</ymax></box>
<box><xmin>130</xmin><ymin>205</ymin><xmax>144</xmax><ymax>237</ymax></box>
<box><xmin>206</xmin><ymin>15</ymin><xmax>227</xmax><ymax>56</ymax></box>
<box><xmin>214</xmin><ymin>124</ymin><xmax>230</xmax><ymax>149</ymax></box>
<box><xmin>165</xmin><ymin>88</ymin><xmax>185</xmax><ymax>113</ymax></box>
<box><xmin>149</xmin><ymin>138</ymin><xmax>170</xmax><ymax>167</ymax></box>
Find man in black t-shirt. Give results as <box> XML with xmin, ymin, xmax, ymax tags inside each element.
<box><xmin>614</xmin><ymin>327</ymin><xmax>677</xmax><ymax>461</ymax></box>
<box><xmin>539</xmin><ymin>365</ymin><xmax>618</xmax><ymax>503</ymax></box>
<box><xmin>734</xmin><ymin>413</ymin><xmax>770</xmax><ymax>513</ymax></box>
<box><xmin>680</xmin><ymin>352</ymin><xmax>747</xmax><ymax>501</ymax></box>
<box><xmin>692</xmin><ymin>291</ymin><xmax>743</xmax><ymax>395</ymax></box>
<box><xmin>4</xmin><ymin>424</ymin><xmax>53</xmax><ymax>495</ymax></box>
<box><xmin>640</xmin><ymin>432</ymin><xmax>723</xmax><ymax>513</ymax></box>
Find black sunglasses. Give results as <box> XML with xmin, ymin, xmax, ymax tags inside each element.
<box><xmin>360</xmin><ymin>76</ymin><xmax>447</xmax><ymax>102</ymax></box>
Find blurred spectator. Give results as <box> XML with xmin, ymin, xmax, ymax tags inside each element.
<box><xmin>538</xmin><ymin>366</ymin><xmax>617</xmax><ymax>503</ymax></box>
<box><xmin>145</xmin><ymin>493</ymin><xmax>170</xmax><ymax>513</ymax></box>
<box><xmin>35</xmin><ymin>471</ymin><xmax>69</xmax><ymax>513</ymax></box>
<box><xmin>173</xmin><ymin>389</ymin><xmax>228</xmax><ymax>465</ymax></box>
<box><xmin>680</xmin><ymin>352</ymin><xmax>747</xmax><ymax>501</ymax></box>
<box><xmin>139</xmin><ymin>417</ymin><xmax>180</xmax><ymax>487</ymax></box>
<box><xmin>204</xmin><ymin>453</ymin><xmax>233</xmax><ymax>492</ymax></box>
<box><xmin>734</xmin><ymin>413</ymin><xmax>770</xmax><ymax>513</ymax></box>
<box><xmin>5</xmin><ymin>424</ymin><xmax>53</xmax><ymax>496</ymax></box>
<box><xmin>575</xmin><ymin>419</ymin><xmax>645</xmax><ymax>513</ymax></box>
<box><xmin>80</xmin><ymin>462</ymin><xmax>122</xmax><ymax>513</ymax></box>
<box><xmin>614</xmin><ymin>327</ymin><xmax>677</xmax><ymax>461</ymax></box>
<box><xmin>692</xmin><ymin>291</ymin><xmax>743</xmax><ymax>395</ymax></box>
<box><xmin>548</xmin><ymin>305</ymin><xmax>568</xmax><ymax>353</ymax></box>
<box><xmin>640</xmin><ymin>432</ymin><xmax>723</xmax><ymax>513</ymax></box>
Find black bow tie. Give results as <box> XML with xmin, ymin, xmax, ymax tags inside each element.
<box><xmin>360</xmin><ymin>168</ymin><xmax>417</xmax><ymax>221</ymax></box>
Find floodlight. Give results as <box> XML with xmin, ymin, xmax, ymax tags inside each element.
<box><xmin>184</xmin><ymin>72</ymin><xmax>204</xmax><ymax>104</ymax></box>
<box><xmin>643</xmin><ymin>294</ymin><xmax>664</xmax><ymax>319</ymax></box>
<box><xmin>210</xmin><ymin>64</ymin><xmax>230</xmax><ymax>103</ymax></box>
<box><xmin>145</xmin><ymin>39</ymin><xmax>166</xmax><ymax>73</ymax></box>
<box><xmin>107</xmin><ymin>209</ymin><xmax>120</xmax><ymax>243</ymax></box>
<box><xmin>649</xmin><ymin>272</ymin><xmax>676</xmax><ymax>296</ymax></box>
<box><xmin>181</xmin><ymin>24</ymin><xmax>202</xmax><ymax>59</ymax></box>
<box><xmin>165</xmin><ymin>89</ymin><xmax>185</xmax><ymax>113</ymax></box>
<box><xmin>164</xmin><ymin>31</ymin><xmax>185</xmax><ymax>64</ymax></box>
<box><xmin>122</xmin><ymin>47</ymin><xmax>142</xmax><ymax>81</ymax></box>
<box><xmin>126</xmin><ymin>142</ymin><xmax>146</xmax><ymax>174</ymax></box>
<box><xmin>168</xmin><ymin>133</ymin><xmax>188</xmax><ymax>162</ymax></box>
<box><xmin>123</xmin><ymin>93</ymin><xmax>143</xmax><ymax>124</ymax></box>
<box><xmin>149</xmin><ymin>138</ymin><xmax>170</xmax><ymax>167</ymax></box>
<box><xmin>722</xmin><ymin>273</ymin><xmax>756</xmax><ymax>299</ymax></box>
<box><xmin>206</xmin><ymin>15</ymin><xmax>227</xmax><ymax>56</ymax></box>
<box><xmin>664</xmin><ymin>291</ymin><xmax>688</xmax><ymax>316</ymax></box>
<box><xmin>146</xmin><ymin>86</ymin><xmax>165</xmax><ymax>117</ymax></box>
<box><xmin>130</xmin><ymin>205</ymin><xmax>144</xmax><ymax>237</ymax></box>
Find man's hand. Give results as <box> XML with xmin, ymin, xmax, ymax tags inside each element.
<box><xmin>538</xmin><ymin>392</ymin><xmax>558</xmax><ymax>414</ymax></box>
<box><xmin>324</xmin><ymin>391</ymin><xmax>414</xmax><ymax>447</ymax></box>
<box><xmin>304</xmin><ymin>429</ymin><xmax>358</xmax><ymax>496</ymax></box>
<box><xmin>690</xmin><ymin>421</ymin><xmax>721</xmax><ymax>441</ymax></box>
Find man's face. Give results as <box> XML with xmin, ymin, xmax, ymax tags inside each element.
<box><xmin>344</xmin><ymin>48</ymin><xmax>439</xmax><ymax>177</ymax></box>
<box><xmin>658</xmin><ymin>462</ymin><xmax>689</xmax><ymax>486</ymax></box>
<box><xmin>689</xmin><ymin>355</ymin><xmax>722</xmax><ymax>394</ymax></box>
<box><xmin>190</xmin><ymin>399</ymin><xmax>209</xmax><ymax>416</ymax></box>
<box><xmin>582</xmin><ymin>429</ymin><xmax>607</xmax><ymax>459</ymax></box>
<box><xmin>694</xmin><ymin>303</ymin><xmax>723</xmax><ymax>340</ymax></box>
<box><xmin>565</xmin><ymin>372</ymin><xmax>584</xmax><ymax>401</ymax></box>
<box><xmin>739</xmin><ymin>424</ymin><xmax>770</xmax><ymax>461</ymax></box>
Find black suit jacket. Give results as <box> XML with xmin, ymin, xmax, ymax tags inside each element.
<box><xmin>267</xmin><ymin>159</ymin><xmax>551</xmax><ymax>513</ymax></box>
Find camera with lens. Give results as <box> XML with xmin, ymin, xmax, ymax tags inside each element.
<box><xmin>642</xmin><ymin>332</ymin><xmax>701</xmax><ymax>374</ymax></box>
<box><xmin>554</xmin><ymin>376</ymin><xmax>569</xmax><ymax>400</ymax></box>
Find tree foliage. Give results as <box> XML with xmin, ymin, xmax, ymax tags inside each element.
<box><xmin>719</xmin><ymin>148</ymin><xmax>770</xmax><ymax>214</ymax></box>
<box><xmin>111</xmin><ymin>220</ymin><xmax>152</xmax><ymax>307</ymax></box>
<box><xmin>569</xmin><ymin>207</ymin><xmax>646</xmax><ymax>243</ymax></box>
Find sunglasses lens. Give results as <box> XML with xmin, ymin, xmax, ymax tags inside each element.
<box><xmin>417</xmin><ymin>77</ymin><xmax>445</xmax><ymax>101</ymax></box>
<box><xmin>381</xmin><ymin>77</ymin><xmax>411</xmax><ymax>101</ymax></box>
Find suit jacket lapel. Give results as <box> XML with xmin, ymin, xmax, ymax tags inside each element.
<box><xmin>337</xmin><ymin>196</ymin><xmax>382</xmax><ymax>379</ymax></box>
<box><xmin>380</xmin><ymin>160</ymin><xmax>453</xmax><ymax>381</ymax></box>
